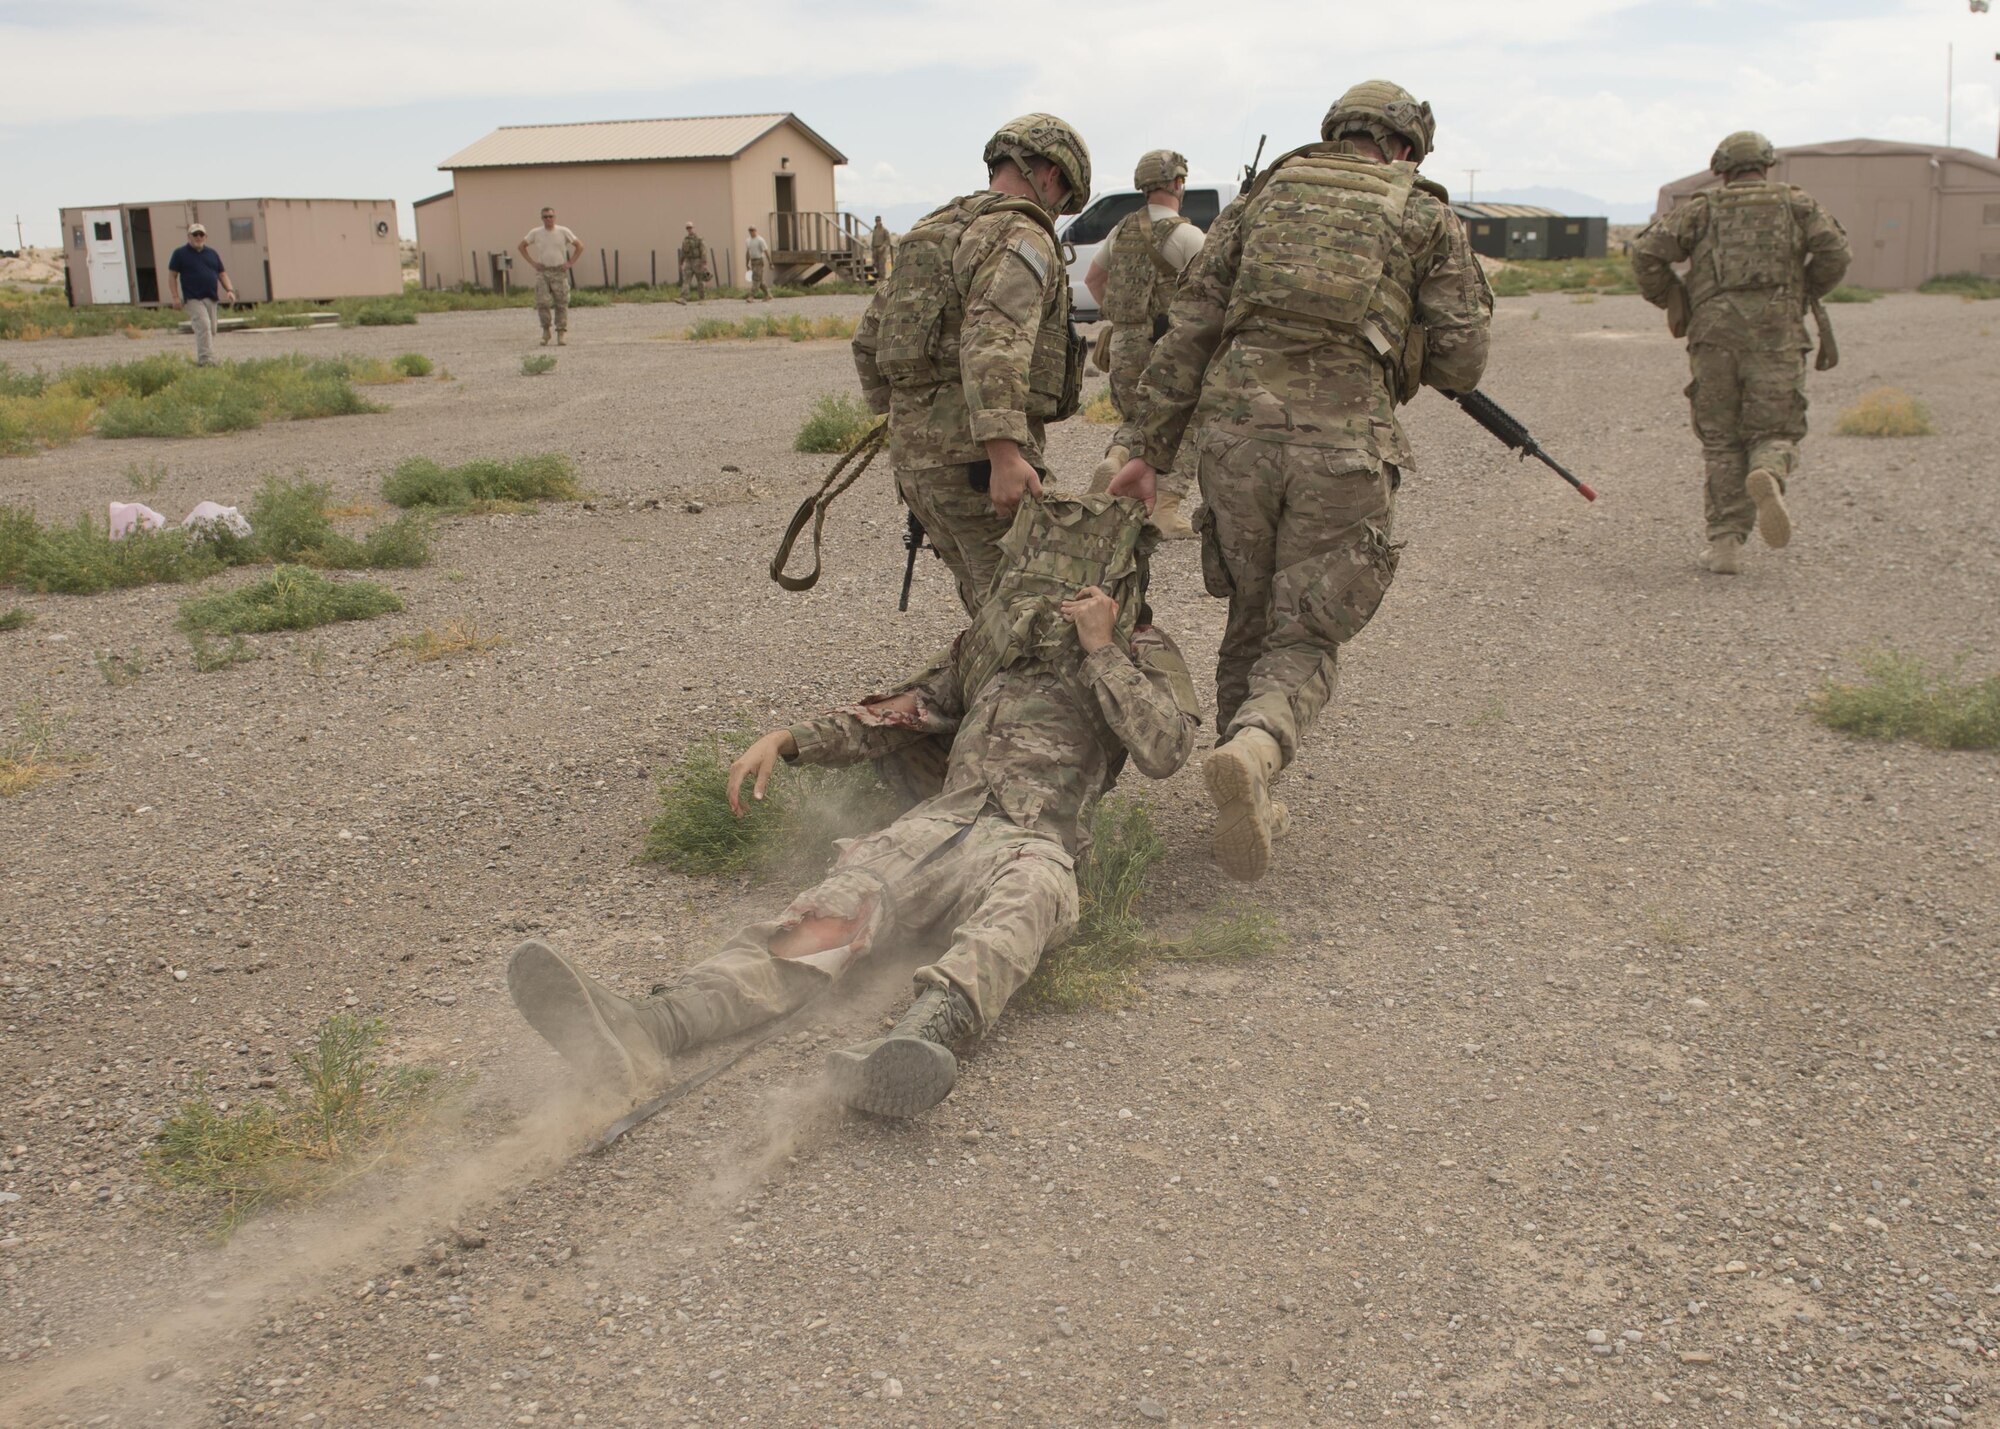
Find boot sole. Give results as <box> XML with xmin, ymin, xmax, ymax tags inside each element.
<box><xmin>1747</xmin><ymin>470</ymin><xmax>1790</xmax><ymax>549</ymax></box>
<box><xmin>507</xmin><ymin>940</ymin><xmax>641</xmax><ymax>1091</ymax></box>
<box><xmin>1204</xmin><ymin>745</ymin><xmax>1272</xmax><ymax>883</ymax></box>
<box><xmin>824</xmin><ymin>1037</ymin><xmax>958</xmax><ymax>1118</ymax></box>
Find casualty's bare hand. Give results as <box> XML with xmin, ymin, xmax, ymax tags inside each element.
<box><xmin>1060</xmin><ymin>586</ymin><xmax>1120</xmax><ymax>652</ymax></box>
<box><xmin>988</xmin><ymin>449</ymin><xmax>1043</xmax><ymax>519</ymax></box>
<box><xmin>727</xmin><ymin>729</ymin><xmax>799</xmax><ymax>817</ymax></box>
<box><xmin>1108</xmin><ymin>458</ymin><xmax>1158</xmax><ymax>511</ymax></box>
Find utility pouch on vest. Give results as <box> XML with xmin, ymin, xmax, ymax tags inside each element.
<box><xmin>1395</xmin><ymin>322</ymin><xmax>1424</xmax><ymax>405</ymax></box>
<box><xmin>1091</xmin><ymin>324</ymin><xmax>1114</xmax><ymax>374</ymax></box>
<box><xmin>1027</xmin><ymin>310</ymin><xmax>1085</xmax><ymax>422</ymax></box>
<box><xmin>1708</xmin><ymin>183</ymin><xmax>1797</xmax><ymax>295</ymax></box>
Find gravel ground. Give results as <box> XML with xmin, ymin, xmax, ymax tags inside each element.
<box><xmin>2</xmin><ymin>291</ymin><xmax>1996</xmax><ymax>1427</ymax></box>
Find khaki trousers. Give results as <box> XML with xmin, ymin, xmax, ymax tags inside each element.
<box><xmin>186</xmin><ymin>298</ymin><xmax>219</xmax><ymax>366</ymax></box>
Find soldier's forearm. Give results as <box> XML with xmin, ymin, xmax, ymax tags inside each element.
<box><xmin>1084</xmin><ymin>648</ymin><xmax>1196</xmax><ymax>780</ymax></box>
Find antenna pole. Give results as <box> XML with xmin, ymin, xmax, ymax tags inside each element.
<box><xmin>1465</xmin><ymin>169</ymin><xmax>1479</xmax><ymax>203</ymax></box>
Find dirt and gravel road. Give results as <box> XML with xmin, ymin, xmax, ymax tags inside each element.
<box><xmin>2</xmin><ymin>290</ymin><xmax>1996</xmax><ymax>1427</ymax></box>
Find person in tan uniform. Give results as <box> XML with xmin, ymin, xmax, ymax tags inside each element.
<box><xmin>1108</xmin><ymin>81</ymin><xmax>1492</xmax><ymax>883</ymax></box>
<box><xmin>851</xmin><ymin>114</ymin><xmax>1092</xmax><ymax>614</ymax></box>
<box><xmin>516</xmin><ymin>207</ymin><xmax>582</xmax><ymax>345</ymax></box>
<box><xmin>743</xmin><ymin>226</ymin><xmax>773</xmax><ymax>301</ymax></box>
<box><xmin>1085</xmin><ymin>149</ymin><xmax>1206</xmax><ymax>538</ymax></box>
<box><xmin>1631</xmin><ymin>131</ymin><xmax>1851</xmax><ymax>574</ymax></box>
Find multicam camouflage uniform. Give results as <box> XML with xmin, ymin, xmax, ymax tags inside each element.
<box><xmin>508</xmin><ymin>498</ymin><xmax>1199</xmax><ymax>1113</ymax></box>
<box><xmin>852</xmin><ymin>115</ymin><xmax>1090</xmax><ymax>614</ymax></box>
<box><xmin>1119</xmin><ymin>84</ymin><xmax>1491</xmax><ymax>771</ymax></box>
<box><xmin>1631</xmin><ymin>132</ymin><xmax>1850</xmax><ymax>560</ymax></box>
<box><xmin>1101</xmin><ymin>152</ymin><xmax>1198</xmax><ymax>422</ymax></box>
<box><xmin>677</xmin><ymin>231</ymin><xmax>710</xmax><ymax>302</ymax></box>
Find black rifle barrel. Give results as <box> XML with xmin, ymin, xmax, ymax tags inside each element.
<box><xmin>1442</xmin><ymin>389</ymin><xmax>1597</xmax><ymax>502</ymax></box>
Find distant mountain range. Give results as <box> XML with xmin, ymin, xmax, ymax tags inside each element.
<box><xmin>1457</xmin><ymin>187</ymin><xmax>1655</xmax><ymax>223</ymax></box>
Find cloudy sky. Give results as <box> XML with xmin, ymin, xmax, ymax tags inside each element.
<box><xmin>5</xmin><ymin>0</ymin><xmax>1997</xmax><ymax>245</ymax></box>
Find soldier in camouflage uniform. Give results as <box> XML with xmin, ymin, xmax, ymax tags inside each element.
<box><xmin>870</xmin><ymin>216</ymin><xmax>893</xmax><ymax>283</ymax></box>
<box><xmin>508</xmin><ymin>496</ymin><xmax>1199</xmax><ymax>1118</ymax></box>
<box><xmin>1632</xmin><ymin>131</ymin><xmax>1851</xmax><ymax>574</ymax></box>
<box><xmin>676</xmin><ymin>223</ymin><xmax>710</xmax><ymax>304</ymax></box>
<box><xmin>1086</xmin><ymin>149</ymin><xmax>1206</xmax><ymax>539</ymax></box>
<box><xmin>1108</xmin><ymin>80</ymin><xmax>1492</xmax><ymax>883</ymax></box>
<box><xmin>852</xmin><ymin>115</ymin><xmax>1092</xmax><ymax>614</ymax></box>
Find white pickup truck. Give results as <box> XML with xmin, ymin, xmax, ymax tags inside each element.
<box><xmin>1059</xmin><ymin>181</ymin><xmax>1240</xmax><ymax>321</ymax></box>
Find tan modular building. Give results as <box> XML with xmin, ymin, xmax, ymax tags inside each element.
<box><xmin>1654</xmin><ymin>139</ymin><xmax>2000</xmax><ymax>290</ymax></box>
<box><xmin>59</xmin><ymin>198</ymin><xmax>402</xmax><ymax>306</ymax></box>
<box><xmin>415</xmin><ymin>112</ymin><xmax>865</xmax><ymax>291</ymax></box>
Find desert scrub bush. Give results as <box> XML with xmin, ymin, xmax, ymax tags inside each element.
<box><xmin>384</xmin><ymin>617</ymin><xmax>504</xmax><ymax>663</ymax></box>
<box><xmin>1486</xmin><ymin>256</ymin><xmax>1637</xmax><ymax>298</ymax></box>
<box><xmin>0</xmin><ymin>292</ymin><xmax>183</xmax><ymax>341</ymax></box>
<box><xmin>1811</xmin><ymin>650</ymin><xmax>2000</xmax><ymax>751</ymax></box>
<box><xmin>189</xmin><ymin>630</ymin><xmax>257</xmax><ymax>672</ymax></box>
<box><xmin>0</xmin><ymin>701</ymin><xmax>90</xmax><ymax>797</ymax></box>
<box><xmin>521</xmin><ymin>354</ymin><xmax>557</xmax><ymax>376</ymax></box>
<box><xmin>0</xmin><ymin>353</ymin><xmax>391</xmax><ymax>446</ymax></box>
<box><xmin>124</xmin><ymin>458</ymin><xmax>167</xmax><ymax>494</ymax></box>
<box><xmin>1082</xmin><ymin>388</ymin><xmax>1119</xmax><ymax>424</ymax></box>
<box><xmin>392</xmin><ymin>352</ymin><xmax>433</xmax><ymax>377</ymax></box>
<box><xmin>794</xmin><ymin>393</ymin><xmax>876</xmax><ymax>453</ymax></box>
<box><xmin>349</xmin><ymin>303</ymin><xmax>418</xmax><ymax>326</ymax></box>
<box><xmin>1020</xmin><ymin>798</ymin><xmax>1284</xmax><ymax>1011</ymax></box>
<box><xmin>1918</xmin><ymin>272</ymin><xmax>2000</xmax><ymax>301</ymax></box>
<box><xmin>93</xmin><ymin>649</ymin><xmax>147</xmax><ymax>686</ymax></box>
<box><xmin>0</xmin><ymin>606</ymin><xmax>31</xmax><ymax>631</ymax></box>
<box><xmin>247</xmin><ymin>475</ymin><xmax>430</xmax><ymax>570</ymax></box>
<box><xmin>683</xmin><ymin>314</ymin><xmax>856</xmax><ymax>341</ymax></box>
<box><xmin>1835</xmin><ymin>387</ymin><xmax>1933</xmax><ymax>437</ymax></box>
<box><xmin>179</xmin><ymin>565</ymin><xmax>403</xmax><ymax>636</ymax></box>
<box><xmin>146</xmin><ymin>1013</ymin><xmax>441</xmax><ymax>1233</ymax></box>
<box><xmin>1823</xmin><ymin>285</ymin><xmax>1883</xmax><ymax>304</ymax></box>
<box><xmin>381</xmin><ymin>453</ymin><xmax>582</xmax><ymax>512</ymax></box>
<box><xmin>641</xmin><ymin>728</ymin><xmax>895</xmax><ymax>876</ymax></box>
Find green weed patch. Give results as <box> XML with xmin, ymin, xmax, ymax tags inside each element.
<box><xmin>178</xmin><ymin>565</ymin><xmax>403</xmax><ymax>635</ymax></box>
<box><xmin>0</xmin><ymin>701</ymin><xmax>90</xmax><ymax>797</ymax></box>
<box><xmin>1812</xmin><ymin>650</ymin><xmax>2000</xmax><ymax>751</ymax></box>
<box><xmin>146</xmin><ymin>1014</ymin><xmax>441</xmax><ymax>1233</ymax></box>
<box><xmin>381</xmin><ymin>453</ymin><xmax>581</xmax><ymax>512</ymax></box>
<box><xmin>520</xmin><ymin>354</ymin><xmax>557</xmax><ymax>376</ymax></box>
<box><xmin>794</xmin><ymin>393</ymin><xmax>876</xmax><ymax>454</ymax></box>
<box><xmin>1823</xmin><ymin>285</ymin><xmax>1883</xmax><ymax>304</ymax></box>
<box><xmin>1487</xmin><ymin>256</ymin><xmax>1637</xmax><ymax>299</ymax></box>
<box><xmin>683</xmin><ymin>313</ymin><xmax>856</xmax><ymax>342</ymax></box>
<box><xmin>1918</xmin><ymin>272</ymin><xmax>2000</xmax><ymax>301</ymax></box>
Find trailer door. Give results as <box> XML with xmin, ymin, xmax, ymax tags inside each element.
<box><xmin>82</xmin><ymin>209</ymin><xmax>132</xmax><ymax>305</ymax></box>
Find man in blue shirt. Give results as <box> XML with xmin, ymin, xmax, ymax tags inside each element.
<box><xmin>167</xmin><ymin>223</ymin><xmax>235</xmax><ymax>366</ymax></box>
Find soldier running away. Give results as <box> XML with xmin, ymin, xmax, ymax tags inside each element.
<box><xmin>676</xmin><ymin>223</ymin><xmax>710</xmax><ymax>303</ymax></box>
<box><xmin>1107</xmin><ymin>80</ymin><xmax>1492</xmax><ymax>883</ymax></box>
<box><xmin>1632</xmin><ymin>131</ymin><xmax>1851</xmax><ymax>575</ymax></box>
<box><xmin>508</xmin><ymin>496</ymin><xmax>1200</xmax><ymax>1118</ymax></box>
<box><xmin>1087</xmin><ymin>148</ymin><xmax>1205</xmax><ymax>539</ymax></box>
<box><xmin>852</xmin><ymin>114</ymin><xmax>1092</xmax><ymax>614</ymax></box>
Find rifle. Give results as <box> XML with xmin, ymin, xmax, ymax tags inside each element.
<box><xmin>1242</xmin><ymin>134</ymin><xmax>1267</xmax><ymax>190</ymax></box>
<box><xmin>899</xmin><ymin>508</ymin><xmax>925</xmax><ymax>612</ymax></box>
<box><xmin>1440</xmin><ymin>389</ymin><xmax>1598</xmax><ymax>502</ymax></box>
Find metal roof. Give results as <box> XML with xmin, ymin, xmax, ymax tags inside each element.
<box><xmin>1453</xmin><ymin>202</ymin><xmax>1568</xmax><ymax>220</ymax></box>
<box><xmin>439</xmin><ymin>113</ymin><xmax>846</xmax><ymax>170</ymax></box>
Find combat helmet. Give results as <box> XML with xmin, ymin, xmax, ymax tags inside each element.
<box><xmin>1133</xmin><ymin>149</ymin><xmax>1189</xmax><ymax>192</ymax></box>
<box><xmin>985</xmin><ymin>113</ymin><xmax>1093</xmax><ymax>216</ymax></box>
<box><xmin>1321</xmin><ymin>80</ymin><xmax>1436</xmax><ymax>164</ymax></box>
<box><xmin>1711</xmin><ymin>130</ymin><xmax>1777</xmax><ymax>176</ymax></box>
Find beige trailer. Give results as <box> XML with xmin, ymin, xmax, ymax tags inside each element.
<box><xmin>415</xmin><ymin>113</ymin><xmax>862</xmax><ymax>291</ymax></box>
<box><xmin>1653</xmin><ymin>139</ymin><xmax>2000</xmax><ymax>290</ymax></box>
<box><xmin>59</xmin><ymin>198</ymin><xmax>402</xmax><ymax>307</ymax></box>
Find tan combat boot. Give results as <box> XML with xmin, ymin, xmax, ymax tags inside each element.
<box><xmin>824</xmin><ymin>984</ymin><xmax>976</xmax><ymax>1118</ymax></box>
<box><xmin>556</xmin><ymin>332</ymin><xmax>567</xmax><ymax>346</ymax></box>
<box><xmin>1204</xmin><ymin>727</ymin><xmax>1284</xmax><ymax>882</ymax></box>
<box><xmin>1088</xmin><ymin>444</ymin><xmax>1128</xmax><ymax>494</ymax></box>
<box><xmin>508</xmin><ymin>940</ymin><xmax>683</xmax><ymax>1093</ymax></box>
<box><xmin>1148</xmin><ymin>489</ymin><xmax>1197</xmax><ymax>541</ymax></box>
<box><xmin>1699</xmin><ymin>537</ymin><xmax>1743</xmax><ymax>575</ymax></box>
<box><xmin>1746</xmin><ymin>469</ymin><xmax>1790</xmax><ymax>548</ymax></box>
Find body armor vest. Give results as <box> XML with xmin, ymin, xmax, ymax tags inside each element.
<box><xmin>1695</xmin><ymin>181</ymin><xmax>1799</xmax><ymax>302</ymax></box>
<box><xmin>874</xmin><ymin>192</ymin><xmax>1085</xmax><ymax>422</ymax></box>
<box><xmin>1101</xmin><ymin>210</ymin><xmax>1188</xmax><ymax>327</ymax></box>
<box><xmin>1224</xmin><ymin>146</ymin><xmax>1427</xmax><ymax>394</ymax></box>
<box><xmin>957</xmin><ymin>495</ymin><xmax>1152</xmax><ymax>716</ymax></box>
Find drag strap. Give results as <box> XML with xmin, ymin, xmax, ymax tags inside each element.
<box><xmin>770</xmin><ymin>421</ymin><xmax>887</xmax><ymax>591</ymax></box>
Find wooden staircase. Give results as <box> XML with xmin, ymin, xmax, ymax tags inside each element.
<box><xmin>770</xmin><ymin>210</ymin><xmax>871</xmax><ymax>286</ymax></box>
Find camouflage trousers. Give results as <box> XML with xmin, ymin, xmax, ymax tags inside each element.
<box><xmin>896</xmin><ymin>464</ymin><xmax>1015</xmax><ymax>615</ymax></box>
<box><xmin>678</xmin><ymin>263</ymin><xmax>707</xmax><ymax>302</ymax></box>
<box><xmin>746</xmin><ymin>259</ymin><xmax>772</xmax><ymax>300</ymax></box>
<box><xmin>1109</xmin><ymin>325</ymin><xmax>1187</xmax><ymax>500</ymax></box>
<box><xmin>533</xmin><ymin>270</ymin><xmax>569</xmax><ymax>334</ymax></box>
<box><xmin>872</xmin><ymin>247</ymin><xmax>891</xmax><ymax>282</ymax></box>
<box><xmin>1686</xmin><ymin>343</ymin><xmax>1808</xmax><ymax>541</ymax></box>
<box><xmin>1194</xmin><ymin>428</ymin><xmax>1401</xmax><ymax>764</ymax></box>
<box><xmin>658</xmin><ymin>806</ymin><xmax>1078</xmax><ymax>1040</ymax></box>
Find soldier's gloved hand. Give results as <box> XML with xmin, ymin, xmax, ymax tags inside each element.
<box><xmin>1089</xmin><ymin>444</ymin><xmax>1129</xmax><ymax>494</ymax></box>
<box><xmin>1107</xmin><ymin>458</ymin><xmax>1158</xmax><ymax>511</ymax></box>
<box><xmin>1060</xmin><ymin>586</ymin><xmax>1120</xmax><ymax>653</ymax></box>
<box><xmin>727</xmin><ymin>730</ymin><xmax>799</xmax><ymax>817</ymax></box>
<box><xmin>988</xmin><ymin>448</ymin><xmax>1043</xmax><ymax>519</ymax></box>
